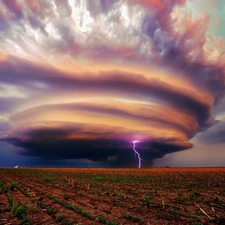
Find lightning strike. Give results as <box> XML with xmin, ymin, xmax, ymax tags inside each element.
<box><xmin>132</xmin><ymin>141</ymin><xmax>142</xmax><ymax>168</ymax></box>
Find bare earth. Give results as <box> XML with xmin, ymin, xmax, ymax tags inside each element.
<box><xmin>0</xmin><ymin>167</ymin><xmax>225</xmax><ymax>225</ymax></box>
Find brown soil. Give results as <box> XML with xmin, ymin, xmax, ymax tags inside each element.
<box><xmin>0</xmin><ymin>168</ymin><xmax>225</xmax><ymax>225</ymax></box>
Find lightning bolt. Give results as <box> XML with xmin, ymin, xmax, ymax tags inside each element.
<box><xmin>132</xmin><ymin>141</ymin><xmax>142</xmax><ymax>168</ymax></box>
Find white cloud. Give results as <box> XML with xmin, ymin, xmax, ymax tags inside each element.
<box><xmin>0</xmin><ymin>84</ymin><xmax>27</xmax><ymax>98</ymax></box>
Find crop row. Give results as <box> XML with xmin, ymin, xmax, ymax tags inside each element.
<box><xmin>0</xmin><ymin>168</ymin><xmax>225</xmax><ymax>225</ymax></box>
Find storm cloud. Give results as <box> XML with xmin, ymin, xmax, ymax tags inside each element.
<box><xmin>0</xmin><ymin>0</ymin><xmax>225</xmax><ymax>167</ymax></box>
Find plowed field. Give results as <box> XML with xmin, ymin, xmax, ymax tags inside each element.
<box><xmin>0</xmin><ymin>168</ymin><xmax>225</xmax><ymax>225</ymax></box>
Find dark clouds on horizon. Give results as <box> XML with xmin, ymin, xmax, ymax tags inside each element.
<box><xmin>0</xmin><ymin>0</ymin><xmax>225</xmax><ymax>167</ymax></box>
<box><xmin>0</xmin><ymin>123</ymin><xmax>191</xmax><ymax>167</ymax></box>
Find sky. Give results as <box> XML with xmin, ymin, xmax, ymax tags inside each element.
<box><xmin>0</xmin><ymin>0</ymin><xmax>225</xmax><ymax>168</ymax></box>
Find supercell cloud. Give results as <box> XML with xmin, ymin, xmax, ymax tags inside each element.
<box><xmin>0</xmin><ymin>0</ymin><xmax>225</xmax><ymax>167</ymax></box>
